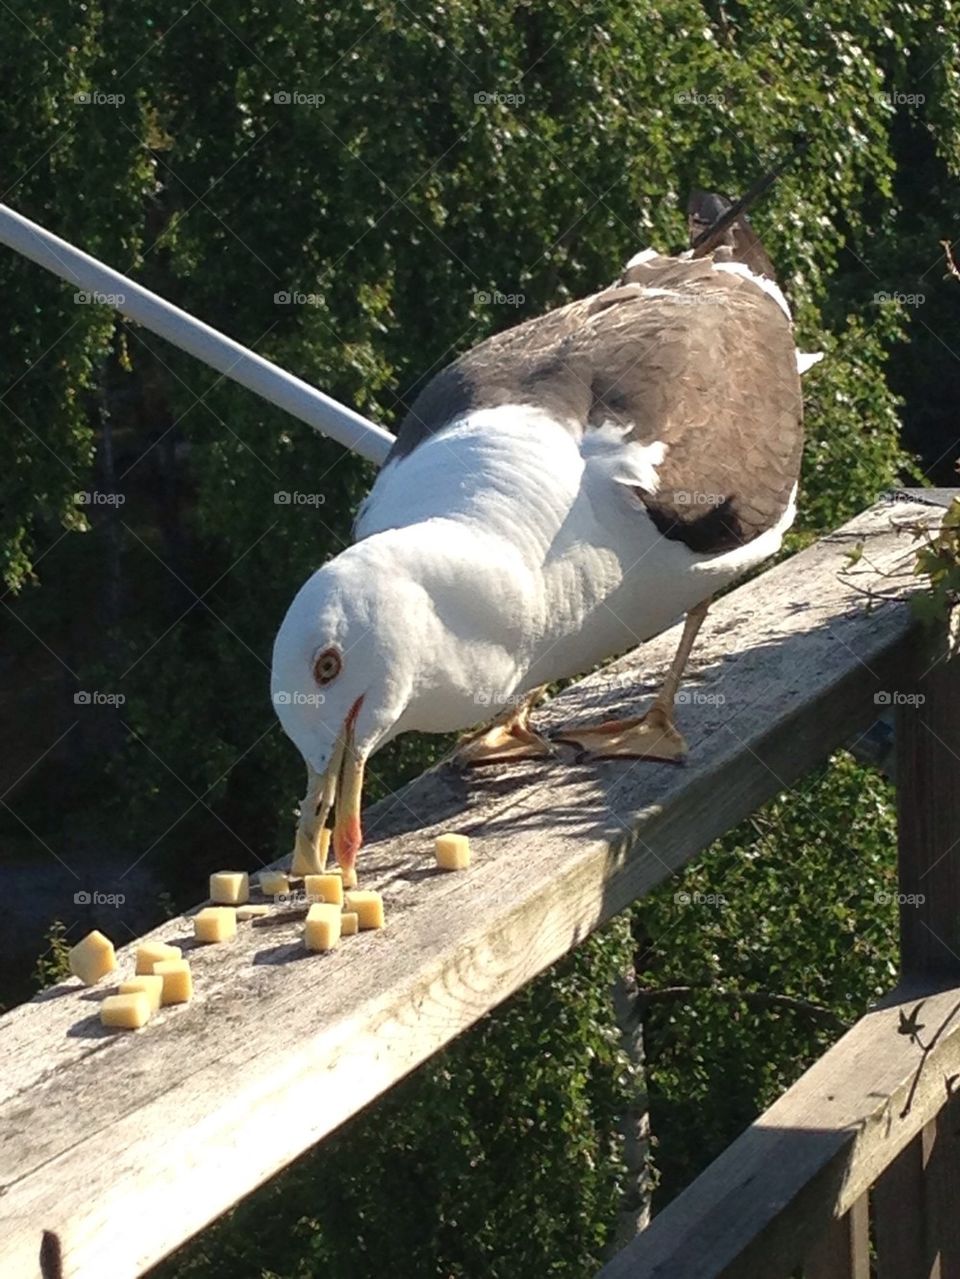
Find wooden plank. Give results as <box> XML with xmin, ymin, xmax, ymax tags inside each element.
<box><xmin>0</xmin><ymin>499</ymin><xmax>941</xmax><ymax>1279</ymax></box>
<box><xmin>804</xmin><ymin>1195</ymin><xmax>870</xmax><ymax>1279</ymax></box>
<box><xmin>897</xmin><ymin>616</ymin><xmax>960</xmax><ymax>978</ymax></box>
<box><xmin>597</xmin><ymin>979</ymin><xmax>960</xmax><ymax>1279</ymax></box>
<box><xmin>923</xmin><ymin>1092</ymin><xmax>960</xmax><ymax>1278</ymax></box>
<box><xmin>873</xmin><ymin>1134</ymin><xmax>927</xmax><ymax>1278</ymax></box>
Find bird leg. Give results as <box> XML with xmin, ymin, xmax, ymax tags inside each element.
<box><xmin>452</xmin><ymin>684</ymin><xmax>553</xmax><ymax>766</ymax></box>
<box><xmin>553</xmin><ymin>599</ymin><xmax>711</xmax><ymax>763</ymax></box>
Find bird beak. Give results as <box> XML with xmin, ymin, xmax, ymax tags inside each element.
<box><xmin>294</xmin><ymin>731</ymin><xmax>345</xmax><ymax>875</ymax></box>
<box><xmin>293</xmin><ymin>697</ymin><xmax>366</xmax><ymax>875</ymax></box>
<box><xmin>333</xmin><ymin>698</ymin><xmax>365</xmax><ymax>873</ymax></box>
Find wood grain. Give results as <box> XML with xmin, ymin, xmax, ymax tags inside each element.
<box><xmin>0</xmin><ymin>499</ymin><xmax>940</xmax><ymax>1279</ymax></box>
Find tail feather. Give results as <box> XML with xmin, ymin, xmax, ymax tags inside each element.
<box><xmin>687</xmin><ymin>188</ymin><xmax>778</xmax><ymax>282</ymax></box>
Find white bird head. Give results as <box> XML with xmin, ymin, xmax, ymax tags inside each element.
<box><xmin>271</xmin><ymin>542</ymin><xmax>418</xmax><ymax>873</ymax></box>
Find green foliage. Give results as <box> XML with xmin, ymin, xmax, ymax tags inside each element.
<box><xmin>33</xmin><ymin>920</ymin><xmax>72</xmax><ymax>990</ymax></box>
<box><xmin>911</xmin><ymin>496</ymin><xmax>960</xmax><ymax>624</ymax></box>
<box><xmin>634</xmin><ymin>753</ymin><xmax>899</xmax><ymax>1202</ymax></box>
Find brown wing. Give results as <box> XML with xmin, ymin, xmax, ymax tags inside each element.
<box><xmin>389</xmin><ymin>255</ymin><xmax>803</xmax><ymax>554</ymax></box>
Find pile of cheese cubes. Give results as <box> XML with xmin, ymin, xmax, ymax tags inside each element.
<box><xmin>68</xmin><ymin>830</ymin><xmax>471</xmax><ymax>1030</ymax></box>
<box><xmin>68</xmin><ymin>932</ymin><xmax>192</xmax><ymax>1030</ymax></box>
<box><xmin>207</xmin><ymin>865</ymin><xmax>386</xmax><ymax>953</ymax></box>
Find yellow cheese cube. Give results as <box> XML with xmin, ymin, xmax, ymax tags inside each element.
<box><xmin>341</xmin><ymin>911</ymin><xmax>359</xmax><ymax>936</ymax></box>
<box><xmin>210</xmin><ymin>871</ymin><xmax>249</xmax><ymax>905</ymax></box>
<box><xmin>68</xmin><ymin>930</ymin><xmax>116</xmax><ymax>986</ymax></box>
<box><xmin>119</xmin><ymin>975</ymin><xmax>164</xmax><ymax>1013</ymax></box>
<box><xmin>258</xmin><ymin>871</ymin><xmax>289</xmax><ymax>896</ymax></box>
<box><xmin>304</xmin><ymin>902</ymin><xmax>341</xmax><ymax>951</ymax></box>
<box><xmin>343</xmin><ymin>890</ymin><xmax>385</xmax><ymax>931</ymax></box>
<box><xmin>435</xmin><ymin>832</ymin><xmax>471</xmax><ymax>871</ymax></box>
<box><xmin>304</xmin><ymin>873</ymin><xmax>344</xmax><ymax>907</ymax></box>
<box><xmin>292</xmin><ymin>826</ymin><xmax>331</xmax><ymax>877</ymax></box>
<box><xmin>237</xmin><ymin>904</ymin><xmax>270</xmax><ymax>920</ymax></box>
<box><xmin>154</xmin><ymin>959</ymin><xmax>193</xmax><ymax>1005</ymax></box>
<box><xmin>101</xmin><ymin>992</ymin><xmax>151</xmax><ymax>1030</ymax></box>
<box><xmin>193</xmin><ymin>906</ymin><xmax>237</xmax><ymax>943</ymax></box>
<box><xmin>135</xmin><ymin>942</ymin><xmax>182</xmax><ymax>975</ymax></box>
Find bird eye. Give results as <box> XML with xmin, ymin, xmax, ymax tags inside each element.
<box><xmin>312</xmin><ymin>646</ymin><xmax>342</xmax><ymax>686</ymax></box>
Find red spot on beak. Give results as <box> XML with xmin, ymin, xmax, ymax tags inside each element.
<box><xmin>335</xmin><ymin>815</ymin><xmax>362</xmax><ymax>871</ymax></box>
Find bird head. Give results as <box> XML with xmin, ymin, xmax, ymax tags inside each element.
<box><xmin>271</xmin><ymin>543</ymin><xmax>416</xmax><ymax>873</ymax></box>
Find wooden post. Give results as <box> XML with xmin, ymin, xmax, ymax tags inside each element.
<box><xmin>923</xmin><ymin>1093</ymin><xmax>960</xmax><ymax>1279</ymax></box>
<box><xmin>897</xmin><ymin>617</ymin><xmax>960</xmax><ymax>980</ymax></box>
<box><xmin>803</xmin><ymin>1196</ymin><xmax>870</xmax><ymax>1279</ymax></box>
<box><xmin>873</xmin><ymin>1135</ymin><xmax>927</xmax><ymax>1277</ymax></box>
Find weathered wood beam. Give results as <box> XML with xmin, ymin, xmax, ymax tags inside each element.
<box><xmin>0</xmin><ymin>498</ymin><xmax>941</xmax><ymax>1279</ymax></box>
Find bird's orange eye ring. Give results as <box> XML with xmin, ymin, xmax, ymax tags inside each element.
<box><xmin>313</xmin><ymin>647</ymin><xmax>342</xmax><ymax>686</ymax></box>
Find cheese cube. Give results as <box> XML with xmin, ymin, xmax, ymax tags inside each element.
<box><xmin>136</xmin><ymin>942</ymin><xmax>182</xmax><ymax>975</ymax></box>
<box><xmin>193</xmin><ymin>906</ymin><xmax>237</xmax><ymax>943</ymax></box>
<box><xmin>258</xmin><ymin>871</ymin><xmax>289</xmax><ymax>896</ymax></box>
<box><xmin>68</xmin><ymin>930</ymin><xmax>116</xmax><ymax>986</ymax></box>
<box><xmin>210</xmin><ymin>871</ymin><xmax>249</xmax><ymax>905</ymax></box>
<box><xmin>343</xmin><ymin>890</ymin><xmax>385</xmax><ymax>931</ymax></box>
<box><xmin>304</xmin><ymin>902</ymin><xmax>341</xmax><ymax>952</ymax></box>
<box><xmin>119</xmin><ymin>975</ymin><xmax>164</xmax><ymax>1013</ymax></box>
<box><xmin>292</xmin><ymin>826</ymin><xmax>331</xmax><ymax>877</ymax></box>
<box><xmin>304</xmin><ymin>873</ymin><xmax>344</xmax><ymax>907</ymax></box>
<box><xmin>341</xmin><ymin>911</ymin><xmax>359</xmax><ymax>936</ymax></box>
<box><xmin>435</xmin><ymin>832</ymin><xmax>471</xmax><ymax>871</ymax></box>
<box><xmin>237</xmin><ymin>904</ymin><xmax>270</xmax><ymax>920</ymax></box>
<box><xmin>154</xmin><ymin>959</ymin><xmax>193</xmax><ymax>1005</ymax></box>
<box><xmin>101</xmin><ymin>992</ymin><xmax>151</xmax><ymax>1030</ymax></box>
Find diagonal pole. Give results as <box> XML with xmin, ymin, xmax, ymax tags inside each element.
<box><xmin>0</xmin><ymin>201</ymin><xmax>394</xmax><ymax>467</ymax></box>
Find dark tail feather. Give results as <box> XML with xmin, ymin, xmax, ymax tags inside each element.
<box><xmin>686</xmin><ymin>189</ymin><xmax>778</xmax><ymax>282</ymax></box>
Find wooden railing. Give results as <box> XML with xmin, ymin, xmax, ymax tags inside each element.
<box><xmin>0</xmin><ymin>492</ymin><xmax>952</xmax><ymax>1279</ymax></box>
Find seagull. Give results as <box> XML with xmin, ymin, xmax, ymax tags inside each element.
<box><xmin>271</xmin><ymin>191</ymin><xmax>817</xmax><ymax>874</ymax></box>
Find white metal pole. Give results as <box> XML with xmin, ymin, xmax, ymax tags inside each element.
<box><xmin>0</xmin><ymin>201</ymin><xmax>394</xmax><ymax>467</ymax></box>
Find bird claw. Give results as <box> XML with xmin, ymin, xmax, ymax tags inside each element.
<box><xmin>552</xmin><ymin>707</ymin><xmax>688</xmax><ymax>763</ymax></box>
